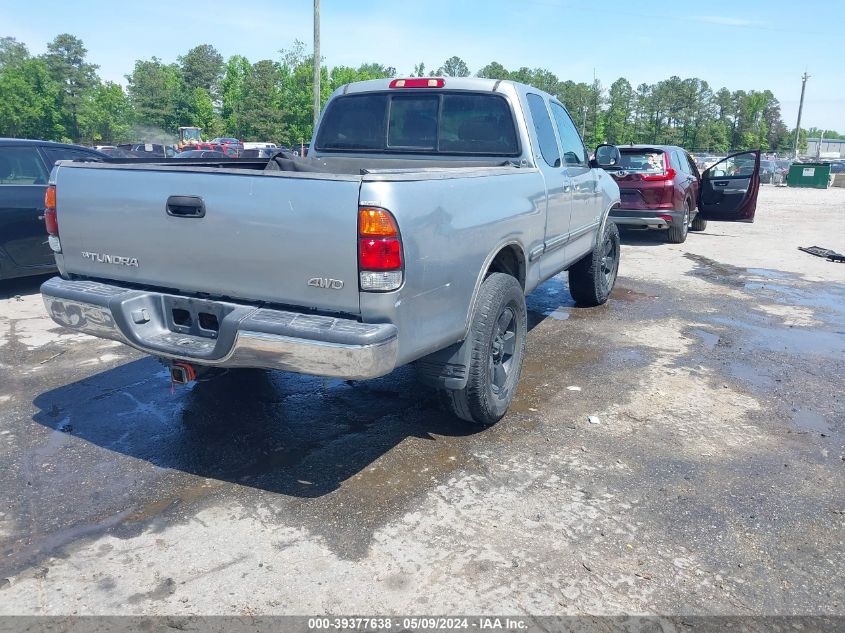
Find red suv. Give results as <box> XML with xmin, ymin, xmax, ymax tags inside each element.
<box><xmin>607</xmin><ymin>145</ymin><xmax>704</xmax><ymax>243</ymax></box>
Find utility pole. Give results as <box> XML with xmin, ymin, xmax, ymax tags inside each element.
<box><xmin>792</xmin><ymin>71</ymin><xmax>809</xmax><ymax>159</ymax></box>
<box><xmin>313</xmin><ymin>0</ymin><xmax>320</xmax><ymax>129</ymax></box>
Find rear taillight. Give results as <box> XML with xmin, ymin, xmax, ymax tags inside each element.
<box><xmin>44</xmin><ymin>184</ymin><xmax>61</xmax><ymax>253</ymax></box>
<box><xmin>358</xmin><ymin>207</ymin><xmax>403</xmax><ymax>291</ymax></box>
<box><xmin>44</xmin><ymin>185</ymin><xmax>57</xmax><ymax>235</ymax></box>
<box><xmin>642</xmin><ymin>167</ymin><xmax>676</xmax><ymax>182</ymax></box>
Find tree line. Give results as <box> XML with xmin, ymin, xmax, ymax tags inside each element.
<box><xmin>0</xmin><ymin>35</ymin><xmax>839</xmax><ymax>153</ymax></box>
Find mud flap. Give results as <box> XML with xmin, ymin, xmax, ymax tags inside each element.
<box><xmin>415</xmin><ymin>338</ymin><xmax>472</xmax><ymax>390</ymax></box>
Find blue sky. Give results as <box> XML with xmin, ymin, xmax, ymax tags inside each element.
<box><xmin>1</xmin><ymin>0</ymin><xmax>842</xmax><ymax>130</ymax></box>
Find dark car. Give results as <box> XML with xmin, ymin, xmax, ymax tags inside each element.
<box><xmin>0</xmin><ymin>139</ymin><xmax>106</xmax><ymax>281</ymax></box>
<box><xmin>607</xmin><ymin>145</ymin><xmax>703</xmax><ymax>243</ymax></box>
<box><xmin>95</xmin><ymin>146</ymin><xmax>136</xmax><ymax>158</ymax></box>
<box><xmin>829</xmin><ymin>161</ymin><xmax>845</xmax><ymax>174</ymax></box>
<box><xmin>240</xmin><ymin>147</ymin><xmax>281</xmax><ymax>159</ymax></box>
<box><xmin>116</xmin><ymin>143</ymin><xmax>178</xmax><ymax>158</ymax></box>
<box><xmin>174</xmin><ymin>150</ymin><xmax>226</xmax><ymax>158</ymax></box>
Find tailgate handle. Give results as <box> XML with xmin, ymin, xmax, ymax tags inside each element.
<box><xmin>166</xmin><ymin>195</ymin><xmax>206</xmax><ymax>218</ymax></box>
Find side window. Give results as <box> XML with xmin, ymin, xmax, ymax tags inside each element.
<box><xmin>675</xmin><ymin>151</ymin><xmax>690</xmax><ymax>174</ymax></box>
<box><xmin>686</xmin><ymin>153</ymin><xmax>700</xmax><ymax>177</ymax></box>
<box><xmin>526</xmin><ymin>93</ymin><xmax>560</xmax><ymax>168</ymax></box>
<box><xmin>0</xmin><ymin>146</ymin><xmax>48</xmax><ymax>185</ymax></box>
<box><xmin>549</xmin><ymin>102</ymin><xmax>587</xmax><ymax>166</ymax></box>
<box><xmin>708</xmin><ymin>152</ymin><xmax>757</xmax><ymax>178</ymax></box>
<box><xmin>43</xmin><ymin>147</ymin><xmax>102</xmax><ymax>166</ymax></box>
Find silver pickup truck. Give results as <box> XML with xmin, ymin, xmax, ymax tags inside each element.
<box><xmin>40</xmin><ymin>77</ymin><xmax>758</xmax><ymax>425</ymax></box>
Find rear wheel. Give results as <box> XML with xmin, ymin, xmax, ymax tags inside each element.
<box><xmin>442</xmin><ymin>273</ymin><xmax>527</xmax><ymax>426</ymax></box>
<box><xmin>568</xmin><ymin>220</ymin><xmax>620</xmax><ymax>307</ymax></box>
<box><xmin>667</xmin><ymin>199</ymin><xmax>690</xmax><ymax>243</ymax></box>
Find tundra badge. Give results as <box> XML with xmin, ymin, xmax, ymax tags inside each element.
<box><xmin>81</xmin><ymin>251</ymin><xmax>139</xmax><ymax>267</ymax></box>
<box><xmin>308</xmin><ymin>277</ymin><xmax>344</xmax><ymax>290</ymax></box>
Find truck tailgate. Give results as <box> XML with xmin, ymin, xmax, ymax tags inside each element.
<box><xmin>55</xmin><ymin>165</ymin><xmax>362</xmax><ymax>314</ymax></box>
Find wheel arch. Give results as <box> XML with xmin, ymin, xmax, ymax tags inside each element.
<box><xmin>463</xmin><ymin>241</ymin><xmax>527</xmax><ymax>337</ymax></box>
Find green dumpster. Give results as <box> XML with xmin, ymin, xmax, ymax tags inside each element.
<box><xmin>787</xmin><ymin>162</ymin><xmax>831</xmax><ymax>188</ymax></box>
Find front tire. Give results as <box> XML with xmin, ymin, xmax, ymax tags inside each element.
<box><xmin>442</xmin><ymin>273</ymin><xmax>527</xmax><ymax>426</ymax></box>
<box><xmin>568</xmin><ymin>220</ymin><xmax>620</xmax><ymax>307</ymax></box>
<box><xmin>690</xmin><ymin>212</ymin><xmax>707</xmax><ymax>231</ymax></box>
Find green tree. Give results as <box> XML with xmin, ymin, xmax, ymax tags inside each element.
<box><xmin>126</xmin><ymin>57</ymin><xmax>189</xmax><ymax>131</ymax></box>
<box><xmin>476</xmin><ymin>61</ymin><xmax>509</xmax><ymax>79</ymax></box>
<box><xmin>220</xmin><ymin>55</ymin><xmax>252</xmax><ymax>133</ymax></box>
<box><xmin>179</xmin><ymin>44</ymin><xmax>224</xmax><ymax>96</ymax></box>
<box><xmin>191</xmin><ymin>87</ymin><xmax>220</xmax><ymax>137</ymax></box>
<box><xmin>238</xmin><ymin>60</ymin><xmax>286</xmax><ymax>141</ymax></box>
<box><xmin>605</xmin><ymin>78</ymin><xmax>633</xmax><ymax>144</ymax></box>
<box><xmin>0</xmin><ymin>56</ymin><xmax>64</xmax><ymax>139</ymax></box>
<box><xmin>0</xmin><ymin>36</ymin><xmax>29</xmax><ymax>69</ymax></box>
<box><xmin>436</xmin><ymin>56</ymin><xmax>469</xmax><ymax>77</ymax></box>
<box><xmin>356</xmin><ymin>62</ymin><xmax>395</xmax><ymax>79</ymax></box>
<box><xmin>79</xmin><ymin>81</ymin><xmax>132</xmax><ymax>144</ymax></box>
<box><xmin>277</xmin><ymin>40</ymin><xmax>330</xmax><ymax>146</ymax></box>
<box><xmin>43</xmin><ymin>34</ymin><xmax>99</xmax><ymax>141</ymax></box>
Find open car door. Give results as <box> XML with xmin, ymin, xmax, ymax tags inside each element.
<box><xmin>697</xmin><ymin>150</ymin><xmax>761</xmax><ymax>223</ymax></box>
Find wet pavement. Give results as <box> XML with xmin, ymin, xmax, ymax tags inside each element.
<box><xmin>0</xmin><ymin>187</ymin><xmax>844</xmax><ymax>615</ymax></box>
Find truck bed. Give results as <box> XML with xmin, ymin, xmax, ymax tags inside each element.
<box><xmin>51</xmin><ymin>158</ymin><xmax>522</xmax><ymax>317</ymax></box>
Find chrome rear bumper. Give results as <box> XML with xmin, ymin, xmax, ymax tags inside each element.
<box><xmin>41</xmin><ymin>277</ymin><xmax>398</xmax><ymax>380</ymax></box>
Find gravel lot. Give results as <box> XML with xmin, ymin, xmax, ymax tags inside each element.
<box><xmin>0</xmin><ymin>185</ymin><xmax>843</xmax><ymax>617</ymax></box>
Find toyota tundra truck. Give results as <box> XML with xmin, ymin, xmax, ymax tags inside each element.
<box><xmin>40</xmin><ymin>77</ymin><xmax>759</xmax><ymax>425</ymax></box>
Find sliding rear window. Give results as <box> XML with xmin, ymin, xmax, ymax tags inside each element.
<box><xmin>315</xmin><ymin>92</ymin><xmax>519</xmax><ymax>156</ymax></box>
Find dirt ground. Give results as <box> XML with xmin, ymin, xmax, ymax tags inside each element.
<box><xmin>0</xmin><ymin>185</ymin><xmax>843</xmax><ymax>618</ymax></box>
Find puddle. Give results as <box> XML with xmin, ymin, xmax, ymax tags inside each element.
<box><xmin>791</xmin><ymin>409</ymin><xmax>829</xmax><ymax>435</ymax></box>
<box><xmin>710</xmin><ymin>317</ymin><xmax>845</xmax><ymax>359</ymax></box>
<box><xmin>544</xmin><ymin>308</ymin><xmax>570</xmax><ymax>321</ymax></box>
<box><xmin>686</xmin><ymin>253</ymin><xmax>845</xmax><ymax>320</ymax></box>
<box><xmin>525</xmin><ymin>276</ymin><xmax>574</xmax><ymax>320</ymax></box>
<box><xmin>726</xmin><ymin>361</ymin><xmax>775</xmax><ymax>392</ymax></box>
<box><xmin>611</xmin><ymin>287</ymin><xmax>651</xmax><ymax>302</ymax></box>
<box><xmin>684</xmin><ymin>253</ymin><xmax>748</xmax><ymax>288</ymax></box>
<box><xmin>689</xmin><ymin>328</ymin><xmax>720</xmax><ymax>350</ymax></box>
<box><xmin>746</xmin><ymin>268</ymin><xmax>793</xmax><ymax>280</ymax></box>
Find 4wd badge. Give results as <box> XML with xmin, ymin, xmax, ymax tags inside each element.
<box><xmin>308</xmin><ymin>277</ymin><xmax>344</xmax><ymax>290</ymax></box>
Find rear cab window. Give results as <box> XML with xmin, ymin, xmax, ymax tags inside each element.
<box><xmin>315</xmin><ymin>91</ymin><xmax>519</xmax><ymax>156</ymax></box>
<box><xmin>0</xmin><ymin>146</ymin><xmax>48</xmax><ymax>185</ymax></box>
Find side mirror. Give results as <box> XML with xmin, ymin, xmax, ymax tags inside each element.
<box><xmin>593</xmin><ymin>144</ymin><xmax>621</xmax><ymax>168</ymax></box>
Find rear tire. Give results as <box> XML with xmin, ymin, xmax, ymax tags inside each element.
<box><xmin>690</xmin><ymin>212</ymin><xmax>707</xmax><ymax>231</ymax></box>
<box><xmin>667</xmin><ymin>200</ymin><xmax>690</xmax><ymax>243</ymax></box>
<box><xmin>442</xmin><ymin>273</ymin><xmax>527</xmax><ymax>426</ymax></box>
<box><xmin>568</xmin><ymin>220</ymin><xmax>620</xmax><ymax>307</ymax></box>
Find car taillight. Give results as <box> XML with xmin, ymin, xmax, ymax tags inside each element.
<box><xmin>389</xmin><ymin>78</ymin><xmax>445</xmax><ymax>88</ymax></box>
<box><xmin>358</xmin><ymin>207</ymin><xmax>403</xmax><ymax>291</ymax></box>
<box><xmin>642</xmin><ymin>167</ymin><xmax>676</xmax><ymax>182</ymax></box>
